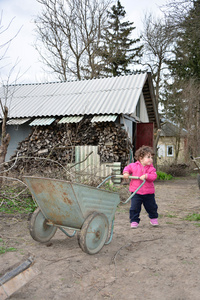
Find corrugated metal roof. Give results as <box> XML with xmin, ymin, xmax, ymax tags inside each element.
<box><xmin>58</xmin><ymin>116</ymin><xmax>83</xmax><ymax>124</ymax></box>
<box><xmin>91</xmin><ymin>115</ymin><xmax>117</xmax><ymax>123</ymax></box>
<box><xmin>6</xmin><ymin>118</ymin><xmax>30</xmax><ymax>125</ymax></box>
<box><xmin>0</xmin><ymin>73</ymin><xmax>159</xmax><ymax>126</ymax></box>
<box><xmin>29</xmin><ymin>117</ymin><xmax>55</xmax><ymax>126</ymax></box>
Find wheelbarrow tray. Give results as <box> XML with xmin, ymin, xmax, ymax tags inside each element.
<box><xmin>23</xmin><ymin>176</ymin><xmax>120</xmax><ymax>230</ymax></box>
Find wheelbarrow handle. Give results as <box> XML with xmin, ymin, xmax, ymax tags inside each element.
<box><xmin>114</xmin><ymin>175</ymin><xmax>141</xmax><ymax>180</ymax></box>
<box><xmin>96</xmin><ymin>175</ymin><xmax>146</xmax><ymax>204</ymax></box>
<box><xmin>96</xmin><ymin>175</ymin><xmax>144</xmax><ymax>188</ymax></box>
<box><xmin>119</xmin><ymin>175</ymin><xmax>146</xmax><ymax>204</ymax></box>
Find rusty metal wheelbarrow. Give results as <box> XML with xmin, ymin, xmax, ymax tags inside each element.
<box><xmin>23</xmin><ymin>175</ymin><xmax>145</xmax><ymax>255</ymax></box>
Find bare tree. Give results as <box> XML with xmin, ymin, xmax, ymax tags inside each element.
<box><xmin>161</xmin><ymin>0</ymin><xmax>194</xmax><ymax>30</ymax></box>
<box><xmin>140</xmin><ymin>13</ymin><xmax>175</xmax><ymax>103</ymax></box>
<box><xmin>35</xmin><ymin>0</ymin><xmax>112</xmax><ymax>81</ymax></box>
<box><xmin>181</xmin><ymin>80</ymin><xmax>200</xmax><ymax>158</ymax></box>
<box><xmin>0</xmin><ymin>12</ymin><xmax>21</xmax><ymax>184</ymax></box>
<box><xmin>0</xmin><ymin>11</ymin><xmax>21</xmax><ymax>64</ymax></box>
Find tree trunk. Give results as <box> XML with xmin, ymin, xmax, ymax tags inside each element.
<box><xmin>0</xmin><ymin>106</ymin><xmax>10</xmax><ymax>186</ymax></box>
<box><xmin>153</xmin><ymin>128</ymin><xmax>161</xmax><ymax>168</ymax></box>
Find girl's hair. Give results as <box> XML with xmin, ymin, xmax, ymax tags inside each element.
<box><xmin>134</xmin><ymin>145</ymin><xmax>154</xmax><ymax>161</ymax></box>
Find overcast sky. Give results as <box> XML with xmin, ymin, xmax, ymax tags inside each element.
<box><xmin>1</xmin><ymin>0</ymin><xmax>167</xmax><ymax>84</ymax></box>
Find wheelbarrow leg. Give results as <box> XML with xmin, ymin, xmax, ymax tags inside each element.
<box><xmin>58</xmin><ymin>227</ymin><xmax>76</xmax><ymax>237</ymax></box>
<box><xmin>105</xmin><ymin>219</ymin><xmax>115</xmax><ymax>245</ymax></box>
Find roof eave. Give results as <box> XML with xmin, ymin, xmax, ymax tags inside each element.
<box><xmin>144</xmin><ymin>73</ymin><xmax>160</xmax><ymax>129</ymax></box>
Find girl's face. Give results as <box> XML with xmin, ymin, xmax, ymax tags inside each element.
<box><xmin>140</xmin><ymin>153</ymin><xmax>153</xmax><ymax>166</ymax></box>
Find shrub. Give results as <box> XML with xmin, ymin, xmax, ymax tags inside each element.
<box><xmin>158</xmin><ymin>163</ymin><xmax>189</xmax><ymax>177</ymax></box>
<box><xmin>157</xmin><ymin>171</ymin><xmax>173</xmax><ymax>180</ymax></box>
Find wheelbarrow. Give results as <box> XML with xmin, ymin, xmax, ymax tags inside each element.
<box><xmin>23</xmin><ymin>175</ymin><xmax>145</xmax><ymax>254</ymax></box>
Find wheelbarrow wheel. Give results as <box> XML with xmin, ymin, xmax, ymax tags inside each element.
<box><xmin>77</xmin><ymin>212</ymin><xmax>109</xmax><ymax>255</ymax></box>
<box><xmin>29</xmin><ymin>207</ymin><xmax>57</xmax><ymax>243</ymax></box>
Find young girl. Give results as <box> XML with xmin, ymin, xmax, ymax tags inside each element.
<box><xmin>123</xmin><ymin>145</ymin><xmax>158</xmax><ymax>228</ymax></box>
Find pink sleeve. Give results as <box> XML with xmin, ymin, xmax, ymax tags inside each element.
<box><xmin>146</xmin><ymin>167</ymin><xmax>157</xmax><ymax>182</ymax></box>
<box><xmin>123</xmin><ymin>164</ymin><xmax>133</xmax><ymax>174</ymax></box>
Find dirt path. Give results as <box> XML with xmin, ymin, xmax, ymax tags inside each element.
<box><xmin>0</xmin><ymin>177</ymin><xmax>200</xmax><ymax>300</ymax></box>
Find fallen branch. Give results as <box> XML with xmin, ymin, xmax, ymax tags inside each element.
<box><xmin>44</xmin><ymin>255</ymin><xmax>78</xmax><ymax>266</ymax></box>
<box><xmin>0</xmin><ymin>176</ymin><xmax>27</xmax><ymax>186</ymax></box>
<box><xmin>70</xmin><ymin>151</ymin><xmax>93</xmax><ymax>168</ymax></box>
<box><xmin>112</xmin><ymin>236</ymin><xmax>164</xmax><ymax>263</ymax></box>
<box><xmin>1</xmin><ymin>151</ymin><xmax>21</xmax><ymax>173</ymax></box>
<box><xmin>0</xmin><ymin>155</ymin><xmax>73</xmax><ymax>177</ymax></box>
<box><xmin>112</xmin><ymin>236</ymin><xmax>164</xmax><ymax>279</ymax></box>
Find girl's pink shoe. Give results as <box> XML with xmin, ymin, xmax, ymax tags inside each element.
<box><xmin>131</xmin><ymin>222</ymin><xmax>139</xmax><ymax>228</ymax></box>
<box><xmin>150</xmin><ymin>218</ymin><xmax>158</xmax><ymax>226</ymax></box>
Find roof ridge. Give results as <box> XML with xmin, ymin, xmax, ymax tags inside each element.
<box><xmin>6</xmin><ymin>73</ymin><xmax>145</xmax><ymax>87</ymax></box>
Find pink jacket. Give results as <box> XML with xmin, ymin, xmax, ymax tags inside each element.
<box><xmin>123</xmin><ymin>161</ymin><xmax>157</xmax><ymax>195</ymax></box>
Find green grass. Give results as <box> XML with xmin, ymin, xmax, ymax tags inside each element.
<box><xmin>185</xmin><ymin>213</ymin><xmax>200</xmax><ymax>222</ymax></box>
<box><xmin>157</xmin><ymin>171</ymin><xmax>173</xmax><ymax>180</ymax></box>
<box><xmin>165</xmin><ymin>213</ymin><xmax>177</xmax><ymax>218</ymax></box>
<box><xmin>159</xmin><ymin>212</ymin><xmax>177</xmax><ymax>218</ymax></box>
<box><xmin>103</xmin><ymin>182</ymin><xmax>119</xmax><ymax>192</ymax></box>
<box><xmin>0</xmin><ymin>186</ymin><xmax>37</xmax><ymax>214</ymax></box>
<box><xmin>0</xmin><ymin>238</ymin><xmax>17</xmax><ymax>255</ymax></box>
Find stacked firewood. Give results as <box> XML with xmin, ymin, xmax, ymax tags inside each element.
<box><xmin>9</xmin><ymin>119</ymin><xmax>132</xmax><ymax>175</ymax></box>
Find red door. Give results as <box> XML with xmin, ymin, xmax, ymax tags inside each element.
<box><xmin>136</xmin><ymin>123</ymin><xmax>154</xmax><ymax>150</ymax></box>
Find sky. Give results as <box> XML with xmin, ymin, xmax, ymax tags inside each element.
<box><xmin>0</xmin><ymin>0</ymin><xmax>167</xmax><ymax>84</ymax></box>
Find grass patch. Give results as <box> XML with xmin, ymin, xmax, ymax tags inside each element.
<box><xmin>165</xmin><ymin>213</ymin><xmax>177</xmax><ymax>218</ymax></box>
<box><xmin>0</xmin><ymin>238</ymin><xmax>17</xmax><ymax>255</ymax></box>
<box><xmin>185</xmin><ymin>213</ymin><xmax>200</xmax><ymax>222</ymax></box>
<box><xmin>160</xmin><ymin>212</ymin><xmax>177</xmax><ymax>218</ymax></box>
<box><xmin>158</xmin><ymin>213</ymin><xmax>163</xmax><ymax>218</ymax></box>
<box><xmin>157</xmin><ymin>171</ymin><xmax>173</xmax><ymax>180</ymax></box>
<box><xmin>103</xmin><ymin>182</ymin><xmax>119</xmax><ymax>192</ymax></box>
<box><xmin>0</xmin><ymin>185</ymin><xmax>37</xmax><ymax>214</ymax></box>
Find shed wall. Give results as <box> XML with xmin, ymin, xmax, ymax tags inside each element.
<box><xmin>4</xmin><ymin>124</ymin><xmax>32</xmax><ymax>161</ymax></box>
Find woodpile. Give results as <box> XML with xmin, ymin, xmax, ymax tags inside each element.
<box><xmin>9</xmin><ymin>119</ymin><xmax>132</xmax><ymax>176</ymax></box>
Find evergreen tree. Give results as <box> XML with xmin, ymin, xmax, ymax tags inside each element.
<box><xmin>168</xmin><ymin>0</ymin><xmax>200</xmax><ymax>81</ymax></box>
<box><xmin>99</xmin><ymin>0</ymin><xmax>143</xmax><ymax>76</ymax></box>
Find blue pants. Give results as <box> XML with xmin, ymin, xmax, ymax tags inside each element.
<box><xmin>130</xmin><ymin>193</ymin><xmax>158</xmax><ymax>223</ymax></box>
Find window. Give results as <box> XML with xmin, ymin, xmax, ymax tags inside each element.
<box><xmin>167</xmin><ymin>145</ymin><xmax>174</xmax><ymax>157</ymax></box>
<box><xmin>158</xmin><ymin>144</ymin><xmax>165</xmax><ymax>158</ymax></box>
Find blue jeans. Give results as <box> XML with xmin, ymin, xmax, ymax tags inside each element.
<box><xmin>130</xmin><ymin>193</ymin><xmax>158</xmax><ymax>223</ymax></box>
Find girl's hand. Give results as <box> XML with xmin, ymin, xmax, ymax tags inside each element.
<box><xmin>140</xmin><ymin>174</ymin><xmax>147</xmax><ymax>181</ymax></box>
<box><xmin>123</xmin><ymin>172</ymin><xmax>130</xmax><ymax>179</ymax></box>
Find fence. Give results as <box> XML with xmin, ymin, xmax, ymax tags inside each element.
<box><xmin>73</xmin><ymin>145</ymin><xmax>121</xmax><ymax>184</ymax></box>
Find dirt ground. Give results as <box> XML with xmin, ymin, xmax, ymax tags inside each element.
<box><xmin>0</xmin><ymin>177</ymin><xmax>200</xmax><ymax>300</ymax></box>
